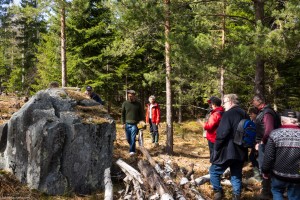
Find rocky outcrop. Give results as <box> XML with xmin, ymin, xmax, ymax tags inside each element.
<box><xmin>0</xmin><ymin>88</ymin><xmax>116</xmax><ymax>195</ymax></box>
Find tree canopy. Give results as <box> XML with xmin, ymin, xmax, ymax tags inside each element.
<box><xmin>0</xmin><ymin>0</ymin><xmax>300</xmax><ymax>115</ymax></box>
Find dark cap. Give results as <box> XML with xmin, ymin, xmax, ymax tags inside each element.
<box><xmin>282</xmin><ymin>109</ymin><xmax>297</xmax><ymax>118</ymax></box>
<box><xmin>208</xmin><ymin>96</ymin><xmax>222</xmax><ymax>106</ymax></box>
<box><xmin>207</xmin><ymin>96</ymin><xmax>215</xmax><ymax>104</ymax></box>
<box><xmin>86</xmin><ymin>86</ymin><xmax>92</xmax><ymax>91</ymax></box>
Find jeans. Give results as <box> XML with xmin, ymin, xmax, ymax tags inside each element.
<box><xmin>271</xmin><ymin>176</ymin><xmax>300</xmax><ymax>200</ymax></box>
<box><xmin>125</xmin><ymin>123</ymin><xmax>138</xmax><ymax>153</ymax></box>
<box><xmin>258</xmin><ymin>143</ymin><xmax>265</xmax><ymax>172</ymax></box>
<box><xmin>210</xmin><ymin>160</ymin><xmax>244</xmax><ymax>195</ymax></box>
<box><xmin>149</xmin><ymin>119</ymin><xmax>159</xmax><ymax>143</ymax></box>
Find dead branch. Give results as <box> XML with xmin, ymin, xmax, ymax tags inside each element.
<box><xmin>137</xmin><ymin>160</ymin><xmax>174</xmax><ymax>200</ymax></box>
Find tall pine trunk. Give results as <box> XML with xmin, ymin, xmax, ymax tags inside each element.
<box><xmin>220</xmin><ymin>0</ymin><xmax>226</xmax><ymax>101</ymax></box>
<box><xmin>164</xmin><ymin>0</ymin><xmax>173</xmax><ymax>155</ymax></box>
<box><xmin>61</xmin><ymin>4</ymin><xmax>67</xmax><ymax>87</ymax></box>
<box><xmin>253</xmin><ymin>0</ymin><xmax>265</xmax><ymax>96</ymax></box>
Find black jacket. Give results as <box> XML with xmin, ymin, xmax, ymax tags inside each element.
<box><xmin>212</xmin><ymin>105</ymin><xmax>249</xmax><ymax>165</ymax></box>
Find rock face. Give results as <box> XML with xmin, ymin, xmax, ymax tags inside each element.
<box><xmin>0</xmin><ymin>88</ymin><xmax>116</xmax><ymax>195</ymax></box>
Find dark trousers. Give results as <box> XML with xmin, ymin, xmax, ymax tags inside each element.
<box><xmin>249</xmin><ymin>147</ymin><xmax>259</xmax><ymax>168</ymax></box>
<box><xmin>149</xmin><ymin>118</ymin><xmax>159</xmax><ymax>143</ymax></box>
<box><xmin>208</xmin><ymin>140</ymin><xmax>214</xmax><ymax>163</ymax></box>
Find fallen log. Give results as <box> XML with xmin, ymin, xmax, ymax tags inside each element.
<box><xmin>137</xmin><ymin>160</ymin><xmax>174</xmax><ymax>200</ymax></box>
<box><xmin>104</xmin><ymin>168</ymin><xmax>113</xmax><ymax>200</ymax></box>
<box><xmin>194</xmin><ymin>167</ymin><xmax>231</xmax><ymax>186</ymax></box>
<box><xmin>116</xmin><ymin>159</ymin><xmax>143</xmax><ymax>184</ymax></box>
<box><xmin>116</xmin><ymin>159</ymin><xmax>144</xmax><ymax>199</ymax></box>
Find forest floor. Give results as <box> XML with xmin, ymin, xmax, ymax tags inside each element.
<box><xmin>0</xmin><ymin>94</ymin><xmax>263</xmax><ymax>200</ymax></box>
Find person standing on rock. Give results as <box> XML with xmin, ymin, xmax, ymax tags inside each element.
<box><xmin>85</xmin><ymin>85</ymin><xmax>104</xmax><ymax>105</ymax></box>
<box><xmin>121</xmin><ymin>90</ymin><xmax>144</xmax><ymax>156</ymax></box>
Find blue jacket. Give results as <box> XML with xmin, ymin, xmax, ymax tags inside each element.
<box><xmin>212</xmin><ymin>105</ymin><xmax>249</xmax><ymax>165</ymax></box>
<box><xmin>90</xmin><ymin>92</ymin><xmax>104</xmax><ymax>105</ymax></box>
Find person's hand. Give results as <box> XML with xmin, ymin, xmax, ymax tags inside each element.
<box><xmin>262</xmin><ymin>173</ymin><xmax>269</xmax><ymax>179</ymax></box>
<box><xmin>255</xmin><ymin>143</ymin><xmax>259</xmax><ymax>151</ymax></box>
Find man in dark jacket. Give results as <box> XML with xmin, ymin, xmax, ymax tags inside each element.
<box><xmin>262</xmin><ymin>110</ymin><xmax>300</xmax><ymax>200</ymax></box>
<box><xmin>121</xmin><ymin>90</ymin><xmax>144</xmax><ymax>156</ymax></box>
<box><xmin>210</xmin><ymin>94</ymin><xmax>249</xmax><ymax>200</ymax></box>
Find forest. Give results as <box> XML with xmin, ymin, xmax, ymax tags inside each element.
<box><xmin>1</xmin><ymin>0</ymin><xmax>300</xmax><ymax>117</ymax></box>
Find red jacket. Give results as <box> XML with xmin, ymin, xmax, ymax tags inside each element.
<box><xmin>204</xmin><ymin>106</ymin><xmax>224</xmax><ymax>143</ymax></box>
<box><xmin>146</xmin><ymin>103</ymin><xmax>161</xmax><ymax>124</ymax></box>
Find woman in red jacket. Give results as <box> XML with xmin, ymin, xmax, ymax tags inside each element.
<box><xmin>146</xmin><ymin>95</ymin><xmax>161</xmax><ymax>146</ymax></box>
<box><xmin>199</xmin><ymin>96</ymin><xmax>224</xmax><ymax>162</ymax></box>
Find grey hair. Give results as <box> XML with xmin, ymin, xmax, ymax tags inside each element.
<box><xmin>253</xmin><ymin>94</ymin><xmax>265</xmax><ymax>104</ymax></box>
<box><xmin>127</xmin><ymin>90</ymin><xmax>136</xmax><ymax>94</ymax></box>
<box><xmin>224</xmin><ymin>94</ymin><xmax>239</xmax><ymax>105</ymax></box>
<box><xmin>149</xmin><ymin>95</ymin><xmax>155</xmax><ymax>100</ymax></box>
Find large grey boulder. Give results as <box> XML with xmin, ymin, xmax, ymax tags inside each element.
<box><xmin>0</xmin><ymin>88</ymin><xmax>116</xmax><ymax>195</ymax></box>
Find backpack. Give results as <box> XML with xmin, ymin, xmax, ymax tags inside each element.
<box><xmin>233</xmin><ymin>119</ymin><xmax>256</xmax><ymax>148</ymax></box>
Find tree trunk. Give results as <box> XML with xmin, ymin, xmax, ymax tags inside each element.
<box><xmin>220</xmin><ymin>0</ymin><xmax>226</xmax><ymax>101</ymax></box>
<box><xmin>253</xmin><ymin>0</ymin><xmax>265</xmax><ymax>96</ymax></box>
<box><xmin>164</xmin><ymin>0</ymin><xmax>173</xmax><ymax>155</ymax></box>
<box><xmin>254</xmin><ymin>57</ymin><xmax>265</xmax><ymax>96</ymax></box>
<box><xmin>60</xmin><ymin>3</ymin><xmax>67</xmax><ymax>87</ymax></box>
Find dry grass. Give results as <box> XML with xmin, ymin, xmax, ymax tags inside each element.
<box><xmin>0</xmin><ymin>92</ymin><xmax>262</xmax><ymax>199</ymax></box>
<box><xmin>113</xmin><ymin>122</ymin><xmax>262</xmax><ymax>200</ymax></box>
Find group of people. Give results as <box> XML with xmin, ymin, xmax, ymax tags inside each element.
<box><xmin>121</xmin><ymin>90</ymin><xmax>161</xmax><ymax>156</ymax></box>
<box><xmin>85</xmin><ymin>87</ymin><xmax>161</xmax><ymax>155</ymax></box>
<box><xmin>86</xmin><ymin>87</ymin><xmax>299</xmax><ymax>200</ymax></box>
<box><xmin>202</xmin><ymin>94</ymin><xmax>300</xmax><ymax>200</ymax></box>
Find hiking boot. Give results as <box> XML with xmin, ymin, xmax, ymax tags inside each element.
<box><xmin>213</xmin><ymin>191</ymin><xmax>223</xmax><ymax>200</ymax></box>
<box><xmin>232</xmin><ymin>194</ymin><xmax>241</xmax><ymax>200</ymax></box>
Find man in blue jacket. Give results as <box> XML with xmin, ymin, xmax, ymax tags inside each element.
<box><xmin>210</xmin><ymin>94</ymin><xmax>249</xmax><ymax>200</ymax></box>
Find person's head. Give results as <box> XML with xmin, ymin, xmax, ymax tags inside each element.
<box><xmin>281</xmin><ymin>109</ymin><xmax>298</xmax><ymax>125</ymax></box>
<box><xmin>149</xmin><ymin>95</ymin><xmax>155</xmax><ymax>104</ymax></box>
<box><xmin>49</xmin><ymin>81</ymin><xmax>59</xmax><ymax>88</ymax></box>
<box><xmin>252</xmin><ymin>94</ymin><xmax>265</xmax><ymax>108</ymax></box>
<box><xmin>248</xmin><ymin>107</ymin><xmax>259</xmax><ymax>121</ymax></box>
<box><xmin>208</xmin><ymin>96</ymin><xmax>222</xmax><ymax>109</ymax></box>
<box><xmin>85</xmin><ymin>86</ymin><xmax>93</xmax><ymax>95</ymax></box>
<box><xmin>223</xmin><ymin>94</ymin><xmax>239</xmax><ymax>111</ymax></box>
<box><xmin>127</xmin><ymin>90</ymin><xmax>136</xmax><ymax>102</ymax></box>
